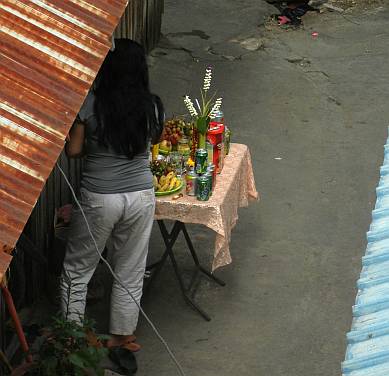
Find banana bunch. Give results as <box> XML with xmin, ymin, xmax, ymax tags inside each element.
<box><xmin>153</xmin><ymin>172</ymin><xmax>181</xmax><ymax>193</ymax></box>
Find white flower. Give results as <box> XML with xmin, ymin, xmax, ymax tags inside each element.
<box><xmin>184</xmin><ymin>95</ymin><xmax>198</xmax><ymax>117</ymax></box>
<box><xmin>209</xmin><ymin>97</ymin><xmax>223</xmax><ymax>118</ymax></box>
<box><xmin>203</xmin><ymin>67</ymin><xmax>212</xmax><ymax>92</ymax></box>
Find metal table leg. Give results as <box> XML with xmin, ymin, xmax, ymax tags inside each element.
<box><xmin>147</xmin><ymin>220</ymin><xmax>226</xmax><ymax>321</ymax></box>
<box><xmin>181</xmin><ymin>224</ymin><xmax>226</xmax><ymax>286</ymax></box>
<box><xmin>144</xmin><ymin>221</ymin><xmax>181</xmax><ymax>293</ymax></box>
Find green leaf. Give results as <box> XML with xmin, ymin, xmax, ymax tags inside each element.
<box><xmin>200</xmin><ymin>89</ymin><xmax>205</xmax><ymax>111</ymax></box>
<box><xmin>195</xmin><ymin>116</ymin><xmax>210</xmax><ymax>134</ymax></box>
<box><xmin>69</xmin><ymin>353</ymin><xmax>86</xmax><ymax>369</ymax></box>
<box><xmin>72</xmin><ymin>331</ymin><xmax>86</xmax><ymax>339</ymax></box>
<box><xmin>204</xmin><ymin>92</ymin><xmax>217</xmax><ymax>115</ymax></box>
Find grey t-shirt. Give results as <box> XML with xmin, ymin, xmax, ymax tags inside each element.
<box><xmin>78</xmin><ymin>91</ymin><xmax>153</xmax><ymax>194</ymax></box>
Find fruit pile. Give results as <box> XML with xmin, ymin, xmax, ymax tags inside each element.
<box><xmin>160</xmin><ymin>118</ymin><xmax>192</xmax><ymax>153</ymax></box>
<box><xmin>150</xmin><ymin>159</ymin><xmax>169</xmax><ymax>177</ymax></box>
<box><xmin>164</xmin><ymin>118</ymin><xmax>185</xmax><ymax>145</ymax></box>
<box><xmin>153</xmin><ymin>172</ymin><xmax>181</xmax><ymax>192</ymax></box>
<box><xmin>150</xmin><ymin>160</ymin><xmax>181</xmax><ymax>193</ymax></box>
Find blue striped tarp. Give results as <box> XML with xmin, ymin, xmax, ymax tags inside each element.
<box><xmin>343</xmin><ymin>131</ymin><xmax>389</xmax><ymax>375</ymax></box>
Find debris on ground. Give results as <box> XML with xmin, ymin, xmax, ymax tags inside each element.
<box><xmin>266</xmin><ymin>0</ymin><xmax>384</xmax><ymax>29</ymax></box>
<box><xmin>268</xmin><ymin>0</ymin><xmax>320</xmax><ymax>28</ymax></box>
<box><xmin>322</xmin><ymin>3</ymin><xmax>345</xmax><ymax>12</ymax></box>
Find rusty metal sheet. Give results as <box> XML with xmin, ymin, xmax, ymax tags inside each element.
<box><xmin>0</xmin><ymin>252</ymin><xmax>13</xmax><ymax>282</ymax></box>
<box><xmin>0</xmin><ymin>0</ymin><xmax>128</xmax><ymax>267</ymax></box>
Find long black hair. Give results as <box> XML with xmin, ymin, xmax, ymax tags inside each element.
<box><xmin>93</xmin><ymin>39</ymin><xmax>164</xmax><ymax>159</ymax></box>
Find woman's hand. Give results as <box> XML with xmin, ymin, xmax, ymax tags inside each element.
<box><xmin>56</xmin><ymin>204</ymin><xmax>73</xmax><ymax>224</ymax></box>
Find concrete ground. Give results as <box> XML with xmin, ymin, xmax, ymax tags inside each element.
<box><xmin>131</xmin><ymin>2</ymin><xmax>389</xmax><ymax>376</ymax></box>
<box><xmin>102</xmin><ymin>1</ymin><xmax>389</xmax><ymax>375</ymax></box>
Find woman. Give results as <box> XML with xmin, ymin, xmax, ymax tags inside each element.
<box><xmin>60</xmin><ymin>39</ymin><xmax>164</xmax><ymax>351</ymax></box>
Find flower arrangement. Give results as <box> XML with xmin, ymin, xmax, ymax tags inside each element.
<box><xmin>183</xmin><ymin>67</ymin><xmax>222</xmax><ymax>148</ymax></box>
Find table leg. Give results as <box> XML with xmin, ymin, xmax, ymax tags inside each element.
<box><xmin>144</xmin><ymin>221</ymin><xmax>181</xmax><ymax>293</ymax></box>
<box><xmin>180</xmin><ymin>223</ymin><xmax>226</xmax><ymax>287</ymax></box>
<box><xmin>157</xmin><ymin>220</ymin><xmax>213</xmax><ymax>321</ymax></box>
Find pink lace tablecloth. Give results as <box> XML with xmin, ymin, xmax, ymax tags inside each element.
<box><xmin>155</xmin><ymin>143</ymin><xmax>259</xmax><ymax>271</ymax></box>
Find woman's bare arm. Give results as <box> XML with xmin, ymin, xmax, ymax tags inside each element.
<box><xmin>65</xmin><ymin>120</ymin><xmax>85</xmax><ymax>158</ymax></box>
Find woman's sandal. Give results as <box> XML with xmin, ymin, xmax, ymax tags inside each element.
<box><xmin>118</xmin><ymin>341</ymin><xmax>141</xmax><ymax>352</ymax></box>
<box><xmin>106</xmin><ymin>335</ymin><xmax>141</xmax><ymax>352</ymax></box>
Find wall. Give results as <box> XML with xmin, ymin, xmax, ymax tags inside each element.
<box><xmin>115</xmin><ymin>0</ymin><xmax>164</xmax><ymax>52</ymax></box>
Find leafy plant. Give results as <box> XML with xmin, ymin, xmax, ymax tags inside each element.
<box><xmin>38</xmin><ymin>317</ymin><xmax>108</xmax><ymax>376</ymax></box>
<box><xmin>12</xmin><ymin>317</ymin><xmax>108</xmax><ymax>376</ymax></box>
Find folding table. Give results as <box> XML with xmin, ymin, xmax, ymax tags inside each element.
<box><xmin>147</xmin><ymin>143</ymin><xmax>259</xmax><ymax>321</ymax></box>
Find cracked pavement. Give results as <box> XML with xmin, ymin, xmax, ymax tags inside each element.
<box><xmin>102</xmin><ymin>2</ymin><xmax>389</xmax><ymax>375</ymax></box>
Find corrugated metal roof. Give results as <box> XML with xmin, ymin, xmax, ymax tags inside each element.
<box><xmin>343</xmin><ymin>129</ymin><xmax>389</xmax><ymax>375</ymax></box>
<box><xmin>0</xmin><ymin>0</ymin><xmax>128</xmax><ymax>279</ymax></box>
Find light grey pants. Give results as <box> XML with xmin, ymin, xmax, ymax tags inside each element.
<box><xmin>59</xmin><ymin>187</ymin><xmax>155</xmax><ymax>335</ymax></box>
